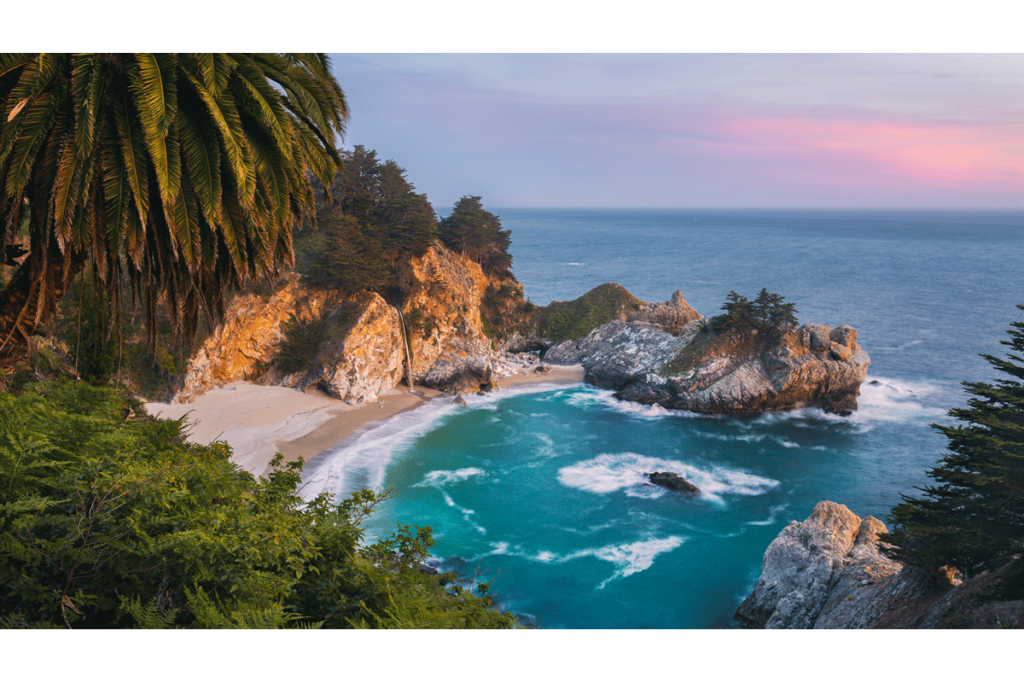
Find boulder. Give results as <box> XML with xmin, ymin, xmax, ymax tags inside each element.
<box><xmin>534</xmin><ymin>364</ymin><xmax>553</xmax><ymax>375</ymax></box>
<box><xmin>626</xmin><ymin>291</ymin><xmax>702</xmax><ymax>335</ymax></box>
<box><xmin>647</xmin><ymin>471</ymin><xmax>700</xmax><ymax>495</ymax></box>
<box><xmin>801</xmin><ymin>324</ymin><xmax>833</xmax><ymax>352</ymax></box>
<box><xmin>424</xmin><ymin>355</ymin><xmax>495</xmax><ymax>394</ymax></box>
<box><xmin>829</xmin><ymin>324</ymin><xmax>859</xmax><ymax>349</ymax></box>
<box><xmin>735</xmin><ymin>501</ymin><xmax>932</xmax><ymax>629</ymax></box>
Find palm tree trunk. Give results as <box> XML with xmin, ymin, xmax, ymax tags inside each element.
<box><xmin>0</xmin><ymin>235</ymin><xmax>85</xmax><ymax>363</ymax></box>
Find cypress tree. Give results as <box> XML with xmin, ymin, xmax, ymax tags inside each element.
<box><xmin>884</xmin><ymin>305</ymin><xmax>1024</xmax><ymax>576</ymax></box>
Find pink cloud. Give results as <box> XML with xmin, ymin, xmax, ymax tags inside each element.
<box><xmin>710</xmin><ymin>114</ymin><xmax>1021</xmax><ymax>188</ymax></box>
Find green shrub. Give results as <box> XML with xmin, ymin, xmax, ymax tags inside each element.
<box><xmin>0</xmin><ymin>381</ymin><xmax>516</xmax><ymax>629</ymax></box>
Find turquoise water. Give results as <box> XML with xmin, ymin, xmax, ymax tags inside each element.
<box><xmin>302</xmin><ymin>209</ymin><xmax>1023</xmax><ymax>628</ymax></box>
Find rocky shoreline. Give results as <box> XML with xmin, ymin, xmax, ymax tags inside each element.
<box><xmin>171</xmin><ymin>243</ymin><xmax>871</xmax><ymax>417</ymax></box>
<box><xmin>735</xmin><ymin>501</ymin><xmax>1024</xmax><ymax>629</ymax></box>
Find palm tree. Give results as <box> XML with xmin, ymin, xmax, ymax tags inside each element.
<box><xmin>0</xmin><ymin>53</ymin><xmax>348</xmax><ymax>360</ymax></box>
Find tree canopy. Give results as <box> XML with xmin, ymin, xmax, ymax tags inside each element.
<box><xmin>438</xmin><ymin>196</ymin><xmax>512</xmax><ymax>275</ymax></box>
<box><xmin>884</xmin><ymin>305</ymin><xmax>1024</xmax><ymax>576</ymax></box>
<box><xmin>0</xmin><ymin>53</ymin><xmax>348</xmax><ymax>361</ymax></box>
<box><xmin>298</xmin><ymin>145</ymin><xmax>437</xmax><ymax>296</ymax></box>
<box><xmin>709</xmin><ymin>288</ymin><xmax>798</xmax><ymax>336</ymax></box>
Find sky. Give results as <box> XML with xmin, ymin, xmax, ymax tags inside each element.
<box><xmin>329</xmin><ymin>54</ymin><xmax>1023</xmax><ymax>210</ymax></box>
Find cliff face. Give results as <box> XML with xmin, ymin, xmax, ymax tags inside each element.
<box><xmin>543</xmin><ymin>290</ymin><xmax>869</xmax><ymax>415</ymax></box>
<box><xmin>174</xmin><ymin>274</ymin><xmax>332</xmax><ymax>403</ymax></box>
<box><xmin>398</xmin><ymin>245</ymin><xmax>498</xmax><ymax>384</ymax></box>
<box><xmin>173</xmin><ymin>245</ymin><xmax>533</xmax><ymax>403</ymax></box>
<box><xmin>735</xmin><ymin>501</ymin><xmax>1024</xmax><ymax>629</ymax></box>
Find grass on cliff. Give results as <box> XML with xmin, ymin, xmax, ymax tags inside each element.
<box><xmin>532</xmin><ymin>283</ymin><xmax>642</xmax><ymax>343</ymax></box>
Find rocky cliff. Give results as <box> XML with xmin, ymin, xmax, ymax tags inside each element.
<box><xmin>735</xmin><ymin>501</ymin><xmax>1024</xmax><ymax>629</ymax></box>
<box><xmin>173</xmin><ymin>245</ymin><xmax>537</xmax><ymax>403</ymax></box>
<box><xmin>174</xmin><ymin>254</ymin><xmax>869</xmax><ymax>415</ymax></box>
<box><xmin>543</xmin><ymin>290</ymin><xmax>869</xmax><ymax>415</ymax></box>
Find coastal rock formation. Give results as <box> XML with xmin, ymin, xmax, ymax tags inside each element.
<box><xmin>736</xmin><ymin>501</ymin><xmax>1024</xmax><ymax>629</ymax></box>
<box><xmin>174</xmin><ymin>245</ymin><xmax>541</xmax><ymax>403</ymax></box>
<box><xmin>175</xmin><ymin>277</ymin><xmax>406</xmax><ymax>405</ymax></box>
<box><xmin>257</xmin><ymin>292</ymin><xmax>405</xmax><ymax>403</ymax></box>
<box><xmin>398</xmin><ymin>245</ymin><xmax>493</xmax><ymax>381</ymax></box>
<box><xmin>544</xmin><ymin>292</ymin><xmax>870</xmax><ymax>415</ymax></box>
<box><xmin>174</xmin><ymin>274</ymin><xmax>333</xmax><ymax>403</ymax></box>
<box><xmin>734</xmin><ymin>501</ymin><xmax>928</xmax><ymax>629</ymax></box>
<box><xmin>175</xmin><ymin>257</ymin><xmax>867</xmax><ymax>415</ymax></box>
<box><xmin>626</xmin><ymin>291</ymin><xmax>702</xmax><ymax>335</ymax></box>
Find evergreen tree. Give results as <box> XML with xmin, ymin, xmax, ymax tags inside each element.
<box><xmin>300</xmin><ymin>146</ymin><xmax>437</xmax><ymax>295</ymax></box>
<box><xmin>438</xmin><ymin>196</ymin><xmax>512</xmax><ymax>275</ymax></box>
<box><xmin>884</xmin><ymin>305</ymin><xmax>1024</xmax><ymax>576</ymax></box>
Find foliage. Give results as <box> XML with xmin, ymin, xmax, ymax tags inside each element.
<box><xmin>883</xmin><ymin>306</ymin><xmax>1024</xmax><ymax>577</ymax></box>
<box><xmin>437</xmin><ymin>196</ymin><xmax>512</xmax><ymax>276</ymax></box>
<box><xmin>532</xmin><ymin>283</ymin><xmax>641</xmax><ymax>343</ymax></box>
<box><xmin>0</xmin><ymin>53</ymin><xmax>348</xmax><ymax>360</ymax></box>
<box><xmin>274</xmin><ymin>314</ymin><xmax>330</xmax><ymax>375</ymax></box>
<box><xmin>298</xmin><ymin>146</ymin><xmax>437</xmax><ymax>298</ymax></box>
<box><xmin>708</xmin><ymin>289</ymin><xmax>798</xmax><ymax>337</ymax></box>
<box><xmin>0</xmin><ymin>380</ymin><xmax>517</xmax><ymax>629</ymax></box>
<box><xmin>53</xmin><ymin>271</ymin><xmax>199</xmax><ymax>400</ymax></box>
<box><xmin>480</xmin><ymin>282</ymin><xmax>532</xmax><ymax>340</ymax></box>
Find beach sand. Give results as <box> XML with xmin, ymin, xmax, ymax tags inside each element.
<box><xmin>144</xmin><ymin>364</ymin><xmax>584</xmax><ymax>479</ymax></box>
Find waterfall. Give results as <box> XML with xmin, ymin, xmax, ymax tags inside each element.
<box><xmin>396</xmin><ymin>308</ymin><xmax>414</xmax><ymax>389</ymax></box>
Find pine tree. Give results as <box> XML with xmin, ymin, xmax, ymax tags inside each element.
<box><xmin>438</xmin><ymin>196</ymin><xmax>512</xmax><ymax>275</ymax></box>
<box><xmin>884</xmin><ymin>305</ymin><xmax>1024</xmax><ymax>576</ymax></box>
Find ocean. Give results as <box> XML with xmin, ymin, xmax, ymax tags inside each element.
<box><xmin>300</xmin><ymin>209</ymin><xmax>1023</xmax><ymax>628</ymax></box>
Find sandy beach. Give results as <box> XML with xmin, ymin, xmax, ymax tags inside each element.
<box><xmin>144</xmin><ymin>364</ymin><xmax>584</xmax><ymax>480</ymax></box>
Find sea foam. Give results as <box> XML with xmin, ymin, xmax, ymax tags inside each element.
<box><xmin>483</xmin><ymin>536</ymin><xmax>686</xmax><ymax>589</ymax></box>
<box><xmin>556</xmin><ymin>452</ymin><xmax>778</xmax><ymax>504</ymax></box>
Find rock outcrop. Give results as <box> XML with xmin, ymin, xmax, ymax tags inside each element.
<box><xmin>257</xmin><ymin>291</ymin><xmax>406</xmax><ymax>403</ymax></box>
<box><xmin>174</xmin><ymin>274</ymin><xmax>331</xmax><ymax>403</ymax></box>
<box><xmin>736</xmin><ymin>501</ymin><xmax>1024</xmax><ymax>629</ymax></box>
<box><xmin>626</xmin><ymin>291</ymin><xmax>702</xmax><ymax>335</ymax></box>
<box><xmin>647</xmin><ymin>471</ymin><xmax>700</xmax><ymax>495</ymax></box>
<box><xmin>175</xmin><ymin>258</ymin><xmax>868</xmax><ymax>416</ymax></box>
<box><xmin>398</xmin><ymin>245</ymin><xmax>493</xmax><ymax>382</ymax></box>
<box><xmin>544</xmin><ymin>292</ymin><xmax>870</xmax><ymax>415</ymax></box>
<box><xmin>734</xmin><ymin>501</ymin><xmax>930</xmax><ymax>629</ymax></box>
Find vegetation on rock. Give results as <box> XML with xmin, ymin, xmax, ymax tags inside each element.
<box><xmin>533</xmin><ymin>283</ymin><xmax>642</xmax><ymax>343</ymax></box>
<box><xmin>884</xmin><ymin>305</ymin><xmax>1024</xmax><ymax>578</ymax></box>
<box><xmin>438</xmin><ymin>196</ymin><xmax>513</xmax><ymax>277</ymax></box>
<box><xmin>298</xmin><ymin>146</ymin><xmax>438</xmax><ymax>299</ymax></box>
<box><xmin>708</xmin><ymin>289</ymin><xmax>798</xmax><ymax>337</ymax></box>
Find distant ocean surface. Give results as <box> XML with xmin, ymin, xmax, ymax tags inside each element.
<box><xmin>302</xmin><ymin>209</ymin><xmax>1024</xmax><ymax>628</ymax></box>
